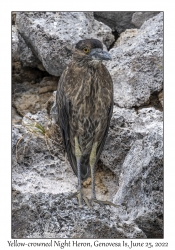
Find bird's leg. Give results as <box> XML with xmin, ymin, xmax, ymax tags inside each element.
<box><xmin>89</xmin><ymin>142</ymin><xmax>98</xmax><ymax>206</ymax></box>
<box><xmin>89</xmin><ymin>142</ymin><xmax>118</xmax><ymax>208</ymax></box>
<box><xmin>90</xmin><ymin>142</ymin><xmax>98</xmax><ymax>201</ymax></box>
<box><xmin>74</xmin><ymin>137</ymin><xmax>83</xmax><ymax>207</ymax></box>
<box><xmin>73</xmin><ymin>137</ymin><xmax>91</xmax><ymax>208</ymax></box>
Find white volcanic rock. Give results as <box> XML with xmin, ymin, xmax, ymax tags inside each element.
<box><xmin>16</xmin><ymin>12</ymin><xmax>114</xmax><ymax>76</ymax></box>
<box><xmin>106</xmin><ymin>12</ymin><xmax>163</xmax><ymax>108</ymax></box>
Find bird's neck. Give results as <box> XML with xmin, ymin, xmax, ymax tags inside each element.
<box><xmin>73</xmin><ymin>57</ymin><xmax>102</xmax><ymax>69</ymax></box>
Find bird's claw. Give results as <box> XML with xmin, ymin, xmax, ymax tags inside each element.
<box><xmin>67</xmin><ymin>191</ymin><xmax>91</xmax><ymax>208</ymax></box>
<box><xmin>89</xmin><ymin>198</ymin><xmax>118</xmax><ymax>208</ymax></box>
<box><xmin>67</xmin><ymin>193</ymin><xmax>118</xmax><ymax>209</ymax></box>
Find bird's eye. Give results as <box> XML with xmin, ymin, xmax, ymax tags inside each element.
<box><xmin>83</xmin><ymin>47</ymin><xmax>90</xmax><ymax>53</ymax></box>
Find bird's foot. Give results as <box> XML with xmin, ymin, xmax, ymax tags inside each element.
<box><xmin>67</xmin><ymin>193</ymin><xmax>118</xmax><ymax>209</ymax></box>
<box><xmin>89</xmin><ymin>198</ymin><xmax>118</xmax><ymax>208</ymax></box>
<box><xmin>67</xmin><ymin>191</ymin><xmax>91</xmax><ymax>208</ymax></box>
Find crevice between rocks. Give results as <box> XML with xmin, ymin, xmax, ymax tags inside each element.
<box><xmin>108</xmin><ymin>30</ymin><xmax>119</xmax><ymax>51</ymax></box>
<box><xmin>12</xmin><ymin>63</ymin><xmax>59</xmax><ymax>120</ymax></box>
<box><xmin>113</xmin><ymin>90</ymin><xmax>163</xmax><ymax>113</ymax></box>
<box><xmin>133</xmin><ymin>90</ymin><xmax>163</xmax><ymax>113</ymax></box>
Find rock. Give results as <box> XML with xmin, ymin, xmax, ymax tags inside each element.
<box><xmin>101</xmin><ymin>106</ymin><xmax>137</xmax><ymax>178</ymax></box>
<box><xmin>106</xmin><ymin>12</ymin><xmax>163</xmax><ymax>108</ymax></box>
<box><xmin>12</xmin><ymin>26</ymin><xmax>19</xmax><ymax>62</ymax></box>
<box><xmin>12</xmin><ymin>81</ymin><xmax>55</xmax><ymax>116</ymax></box>
<box><xmin>12</xmin><ymin>74</ymin><xmax>59</xmax><ymax>118</ymax></box>
<box><xmin>101</xmin><ymin>106</ymin><xmax>163</xmax><ymax>177</ymax></box>
<box><xmin>39</xmin><ymin>76</ymin><xmax>58</xmax><ymax>87</ymax></box>
<box><xmin>12</xmin><ymin>191</ymin><xmax>146</xmax><ymax>238</ymax></box>
<box><xmin>94</xmin><ymin>12</ymin><xmax>136</xmax><ymax>33</ymax></box>
<box><xmin>18</xmin><ymin>32</ymin><xmax>45</xmax><ymax>70</ymax></box>
<box><xmin>50</xmin><ymin>91</ymin><xmax>59</xmax><ymax>123</ymax></box>
<box><xmin>147</xmin><ymin>92</ymin><xmax>163</xmax><ymax>111</ymax></box>
<box><xmin>12</xmin><ymin>107</ymin><xmax>22</xmax><ymax>124</ymax></box>
<box><xmin>94</xmin><ymin>12</ymin><xmax>161</xmax><ymax>34</ymax></box>
<box><xmin>114</xmin><ymin>29</ymin><xmax>138</xmax><ymax>47</ymax></box>
<box><xmin>12</xmin><ymin>110</ymin><xmax>63</xmax><ymax>166</ymax></box>
<box><xmin>113</xmin><ymin>112</ymin><xmax>163</xmax><ymax>238</ymax></box>
<box><xmin>22</xmin><ymin>110</ymin><xmax>52</xmax><ymax>131</ymax></box>
<box><xmin>12</xmin><ymin>61</ymin><xmax>47</xmax><ymax>84</ymax></box>
<box><xmin>39</xmin><ymin>86</ymin><xmax>57</xmax><ymax>94</ymax></box>
<box><xmin>12</xmin><ymin>12</ymin><xmax>16</xmax><ymax>25</ymax></box>
<box><xmin>101</xmin><ymin>105</ymin><xmax>163</xmax><ymax>238</ymax></box>
<box><xmin>12</xmin><ymin>25</ymin><xmax>45</xmax><ymax>71</ymax></box>
<box><xmin>132</xmin><ymin>12</ymin><xmax>161</xmax><ymax>28</ymax></box>
<box><xmin>158</xmin><ymin>90</ymin><xmax>163</xmax><ymax>107</ymax></box>
<box><xmin>39</xmin><ymin>76</ymin><xmax>58</xmax><ymax>93</ymax></box>
<box><xmin>16</xmin><ymin>12</ymin><xmax>114</xmax><ymax>76</ymax></box>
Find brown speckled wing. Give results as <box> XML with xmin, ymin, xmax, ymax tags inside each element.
<box><xmin>56</xmin><ymin>69</ymin><xmax>78</xmax><ymax>177</ymax></box>
<box><xmin>95</xmin><ymin>101</ymin><xmax>113</xmax><ymax>166</ymax></box>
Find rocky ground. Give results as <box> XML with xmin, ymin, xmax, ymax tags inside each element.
<box><xmin>12</xmin><ymin>12</ymin><xmax>163</xmax><ymax>238</ymax></box>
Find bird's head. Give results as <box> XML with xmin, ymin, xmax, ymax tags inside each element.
<box><xmin>73</xmin><ymin>39</ymin><xmax>112</xmax><ymax>66</ymax></box>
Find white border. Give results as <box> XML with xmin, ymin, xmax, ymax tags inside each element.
<box><xmin>1</xmin><ymin>0</ymin><xmax>175</xmax><ymax>248</ymax></box>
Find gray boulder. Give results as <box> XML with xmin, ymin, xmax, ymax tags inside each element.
<box><xmin>12</xmin><ymin>26</ymin><xmax>19</xmax><ymax>62</ymax></box>
<box><xmin>132</xmin><ymin>11</ymin><xmax>161</xmax><ymax>28</ymax></box>
<box><xmin>12</xmin><ymin>12</ymin><xmax>16</xmax><ymax>25</ymax></box>
<box><xmin>114</xmin><ymin>29</ymin><xmax>138</xmax><ymax>48</ymax></box>
<box><xmin>113</xmin><ymin>117</ymin><xmax>163</xmax><ymax>238</ymax></box>
<box><xmin>106</xmin><ymin>12</ymin><xmax>163</xmax><ymax>108</ymax></box>
<box><xmin>12</xmin><ymin>191</ymin><xmax>146</xmax><ymax>238</ymax></box>
<box><xmin>18</xmin><ymin>32</ymin><xmax>45</xmax><ymax>70</ymax></box>
<box><xmin>158</xmin><ymin>90</ymin><xmax>163</xmax><ymax>108</ymax></box>
<box><xmin>12</xmin><ymin>81</ymin><xmax>55</xmax><ymax>116</ymax></box>
<box><xmin>94</xmin><ymin>12</ymin><xmax>161</xmax><ymax>34</ymax></box>
<box><xmin>101</xmin><ymin>104</ymin><xmax>163</xmax><ymax>238</ymax></box>
<box><xmin>101</xmin><ymin>105</ymin><xmax>163</xmax><ymax>238</ymax></box>
<box><xmin>12</xmin><ymin>25</ymin><xmax>44</xmax><ymax>70</ymax></box>
<box><xmin>101</xmin><ymin>106</ymin><xmax>163</xmax><ymax>177</ymax></box>
<box><xmin>12</xmin><ymin>107</ymin><xmax>22</xmax><ymax>124</ymax></box>
<box><xmin>94</xmin><ymin>12</ymin><xmax>136</xmax><ymax>34</ymax></box>
<box><xmin>16</xmin><ymin>12</ymin><xmax>114</xmax><ymax>76</ymax></box>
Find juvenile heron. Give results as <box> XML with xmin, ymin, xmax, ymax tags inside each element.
<box><xmin>56</xmin><ymin>39</ymin><xmax>114</xmax><ymax>208</ymax></box>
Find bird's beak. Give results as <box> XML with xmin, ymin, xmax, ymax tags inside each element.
<box><xmin>89</xmin><ymin>48</ymin><xmax>112</xmax><ymax>61</ymax></box>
